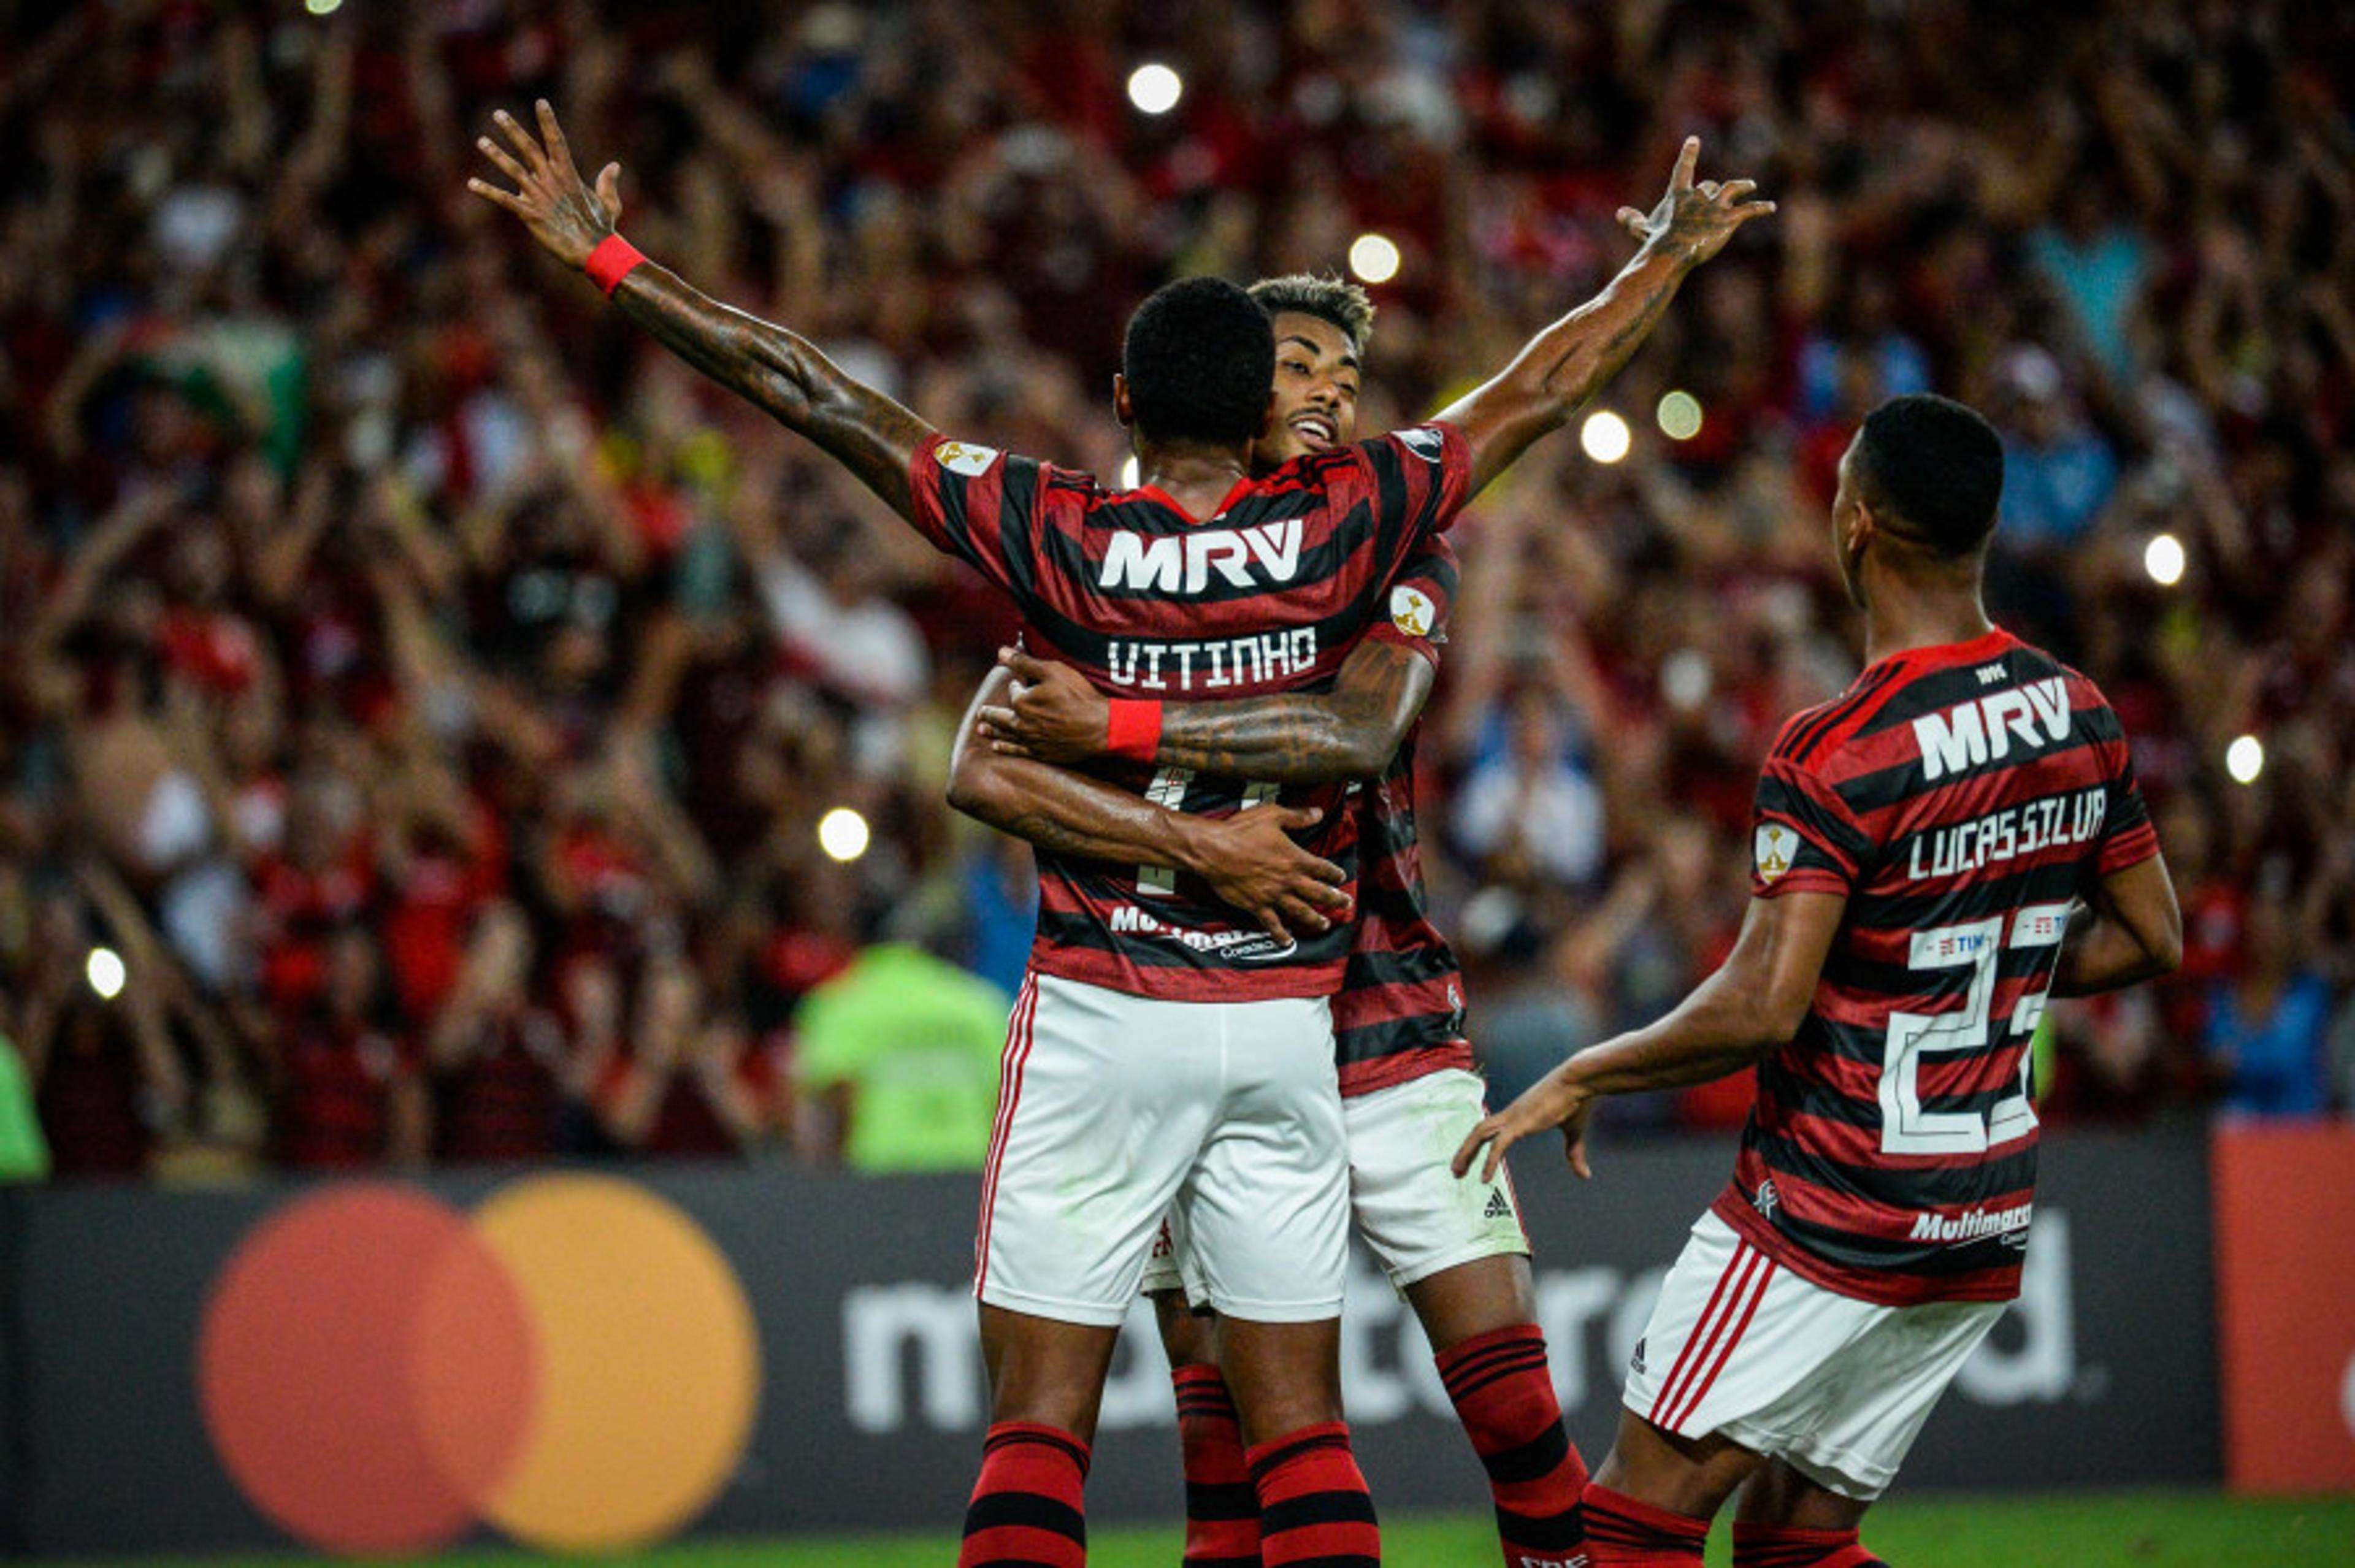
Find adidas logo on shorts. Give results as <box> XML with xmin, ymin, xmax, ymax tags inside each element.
<box><xmin>1483</xmin><ymin>1188</ymin><xmax>1513</xmax><ymax>1221</ymax></box>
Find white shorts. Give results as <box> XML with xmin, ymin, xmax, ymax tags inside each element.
<box><xmin>1142</xmin><ymin>1068</ymin><xmax>1528</xmax><ymax>1301</ymax></box>
<box><xmin>976</xmin><ymin>973</ymin><xmax>1349</xmax><ymax>1328</ymax></box>
<box><xmin>1622</xmin><ymin>1211</ymin><xmax>2004</xmax><ymax>1499</ymax></box>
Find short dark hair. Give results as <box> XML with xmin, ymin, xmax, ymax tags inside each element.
<box><xmin>1853</xmin><ymin>393</ymin><xmax>2005</xmax><ymax>556</ymax></box>
<box><xmin>1122</xmin><ymin>277</ymin><xmax>1275</xmax><ymax>446</ymax></box>
<box><xmin>1247</xmin><ymin>273</ymin><xmax>1376</xmax><ymax>358</ymax></box>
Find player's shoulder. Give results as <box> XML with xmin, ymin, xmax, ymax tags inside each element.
<box><xmin>1766</xmin><ymin>662</ymin><xmax>1913</xmax><ymax>774</ymax></box>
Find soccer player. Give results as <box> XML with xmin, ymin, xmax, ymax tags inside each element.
<box><xmin>1453</xmin><ymin>394</ymin><xmax>2183</xmax><ymax>1568</ymax></box>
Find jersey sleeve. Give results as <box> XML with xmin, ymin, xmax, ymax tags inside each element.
<box><xmin>2093</xmin><ymin>732</ymin><xmax>2160</xmax><ymax>877</ymax></box>
<box><xmin>1750</xmin><ymin>743</ymin><xmax>1875</xmax><ymax>900</ymax></box>
<box><xmin>905</xmin><ymin>434</ymin><xmax>1042</xmax><ymax>595</ymax></box>
<box><xmin>1363</xmin><ymin>533</ymin><xmax>1458</xmax><ymax>667</ymax></box>
<box><xmin>1349</xmin><ymin>421</ymin><xmax>1474</xmax><ymax>577</ymax></box>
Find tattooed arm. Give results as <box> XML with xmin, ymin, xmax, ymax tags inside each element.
<box><xmin>947</xmin><ymin>669</ymin><xmax>1354</xmax><ymax>943</ymax></box>
<box><xmin>1435</xmin><ymin>137</ymin><xmax>1774</xmax><ymax>499</ymax></box>
<box><xmin>469</xmin><ymin>101</ymin><xmax>932</xmax><ymax>520</ymax></box>
<box><xmin>978</xmin><ymin>637</ymin><xmax>1435</xmax><ymax>786</ymax></box>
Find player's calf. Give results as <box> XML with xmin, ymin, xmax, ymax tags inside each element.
<box><xmin>1731</xmin><ymin>1521</ymin><xmax>1887</xmax><ymax>1567</ymax></box>
<box><xmin>1579</xmin><ymin>1483</ymin><xmax>1709</xmax><ymax>1567</ymax></box>
<box><xmin>957</xmin><ymin>1421</ymin><xmax>1089</xmax><ymax>1568</ymax></box>
<box><xmin>1174</xmin><ymin>1361</ymin><xmax>1262</xmax><ymax>1567</ymax></box>
<box><xmin>1247</xmin><ymin>1421</ymin><xmax>1380</xmax><ymax>1567</ymax></box>
<box><xmin>1435</xmin><ymin>1321</ymin><xmax>1590</xmax><ymax>1568</ymax></box>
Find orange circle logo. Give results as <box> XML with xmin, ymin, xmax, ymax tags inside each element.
<box><xmin>197</xmin><ymin>1176</ymin><xmax>760</xmax><ymax>1555</ymax></box>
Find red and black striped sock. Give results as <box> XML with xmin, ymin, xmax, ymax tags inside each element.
<box><xmin>957</xmin><ymin>1421</ymin><xmax>1089</xmax><ymax>1568</ymax></box>
<box><xmin>1174</xmin><ymin>1364</ymin><xmax>1262</xmax><ymax>1567</ymax></box>
<box><xmin>1247</xmin><ymin>1421</ymin><xmax>1380</xmax><ymax>1567</ymax></box>
<box><xmin>1579</xmin><ymin>1483</ymin><xmax>1708</xmax><ymax>1567</ymax></box>
<box><xmin>1436</xmin><ymin>1323</ymin><xmax>1590</xmax><ymax>1567</ymax></box>
<box><xmin>1731</xmin><ymin>1520</ymin><xmax>1887</xmax><ymax>1568</ymax></box>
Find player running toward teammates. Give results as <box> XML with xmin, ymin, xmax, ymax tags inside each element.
<box><xmin>1455</xmin><ymin>395</ymin><xmax>2182</xmax><ymax>1568</ymax></box>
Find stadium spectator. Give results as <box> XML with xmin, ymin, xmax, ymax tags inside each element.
<box><xmin>790</xmin><ymin>941</ymin><xmax>1012</xmax><ymax>1172</ymax></box>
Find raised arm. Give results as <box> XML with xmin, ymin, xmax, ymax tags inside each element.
<box><xmin>946</xmin><ymin>668</ymin><xmax>1353</xmax><ymax>943</ymax></box>
<box><xmin>469</xmin><ymin>101</ymin><xmax>935</xmax><ymax>521</ymax></box>
<box><xmin>1436</xmin><ymin>137</ymin><xmax>1774</xmax><ymax>498</ymax></box>
<box><xmin>978</xmin><ymin>635</ymin><xmax>1435</xmax><ymax>786</ymax></box>
<box><xmin>2051</xmin><ymin>852</ymin><xmax>2183</xmax><ymax>998</ymax></box>
<box><xmin>1453</xmin><ymin>889</ymin><xmax>1847</xmax><ymax>1182</ymax></box>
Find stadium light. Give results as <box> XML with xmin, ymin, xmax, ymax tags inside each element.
<box><xmin>1348</xmin><ymin>233</ymin><xmax>1401</xmax><ymax>285</ymax></box>
<box><xmin>1128</xmin><ymin>64</ymin><xmax>1183</xmax><ymax>115</ymax></box>
<box><xmin>1657</xmin><ymin>390</ymin><xmax>1704</xmax><ymax>441</ymax></box>
<box><xmin>818</xmin><ymin>806</ymin><xmax>871</xmax><ymax>863</ymax></box>
<box><xmin>1580</xmin><ymin>410</ymin><xmax>1631</xmax><ymax>464</ymax></box>
<box><xmin>2225</xmin><ymin>735</ymin><xmax>2264</xmax><ymax>786</ymax></box>
<box><xmin>87</xmin><ymin>947</ymin><xmax>126</xmax><ymax>1000</ymax></box>
<box><xmin>2144</xmin><ymin>532</ymin><xmax>2186</xmax><ymax>587</ymax></box>
<box><xmin>305</xmin><ymin>0</ymin><xmax>342</xmax><ymax>14</ymax></box>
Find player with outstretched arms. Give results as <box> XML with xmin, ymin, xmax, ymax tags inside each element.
<box><xmin>472</xmin><ymin>104</ymin><xmax>1764</xmax><ymax>1566</ymax></box>
<box><xmin>1455</xmin><ymin>394</ymin><xmax>2182</xmax><ymax>1568</ymax></box>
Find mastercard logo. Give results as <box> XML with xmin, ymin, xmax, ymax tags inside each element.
<box><xmin>197</xmin><ymin>1175</ymin><xmax>760</xmax><ymax>1555</ymax></box>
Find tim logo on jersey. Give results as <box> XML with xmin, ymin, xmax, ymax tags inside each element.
<box><xmin>1913</xmin><ymin>675</ymin><xmax>2074</xmax><ymax>781</ymax></box>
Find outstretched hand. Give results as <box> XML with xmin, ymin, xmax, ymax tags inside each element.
<box><xmin>1616</xmin><ymin>136</ymin><xmax>1775</xmax><ymax>268</ymax></box>
<box><xmin>977</xmin><ymin>648</ymin><xmax>1115</xmax><ymax>764</ymax></box>
<box><xmin>468</xmin><ymin>99</ymin><xmax>623</xmax><ymax>269</ymax></box>
<box><xmin>1452</xmin><ymin>1065</ymin><xmax>1599</xmax><ymax>1185</ymax></box>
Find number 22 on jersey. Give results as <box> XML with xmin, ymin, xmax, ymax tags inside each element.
<box><xmin>1877</xmin><ymin>901</ymin><xmax>2072</xmax><ymax>1156</ymax></box>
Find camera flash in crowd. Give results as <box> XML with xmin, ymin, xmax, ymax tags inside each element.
<box><xmin>1119</xmin><ymin>454</ymin><xmax>1141</xmax><ymax>491</ymax></box>
<box><xmin>305</xmin><ymin>0</ymin><xmax>343</xmax><ymax>14</ymax></box>
<box><xmin>2226</xmin><ymin>734</ymin><xmax>2264</xmax><ymax>786</ymax></box>
<box><xmin>1127</xmin><ymin>64</ymin><xmax>1183</xmax><ymax>116</ymax></box>
<box><xmin>86</xmin><ymin>947</ymin><xmax>127</xmax><ymax>1001</ymax></box>
<box><xmin>1348</xmin><ymin>233</ymin><xmax>1401</xmax><ymax>286</ymax></box>
<box><xmin>2143</xmin><ymin>533</ymin><xmax>2186</xmax><ymax>587</ymax></box>
<box><xmin>818</xmin><ymin>807</ymin><xmax>871</xmax><ymax>863</ymax></box>
<box><xmin>1657</xmin><ymin>390</ymin><xmax>1704</xmax><ymax>441</ymax></box>
<box><xmin>1580</xmin><ymin>410</ymin><xmax>1631</xmax><ymax>464</ymax></box>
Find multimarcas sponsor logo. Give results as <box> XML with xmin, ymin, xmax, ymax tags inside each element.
<box><xmin>1910</xmin><ymin>1200</ymin><xmax>2033</xmax><ymax>1244</ymax></box>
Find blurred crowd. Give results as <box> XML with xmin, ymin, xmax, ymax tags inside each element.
<box><xmin>0</xmin><ymin>0</ymin><xmax>2349</xmax><ymax>1181</ymax></box>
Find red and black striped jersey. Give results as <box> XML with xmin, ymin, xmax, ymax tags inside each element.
<box><xmin>1712</xmin><ymin>627</ymin><xmax>2159</xmax><ymax>1306</ymax></box>
<box><xmin>1336</xmin><ymin>543</ymin><xmax>1475</xmax><ymax>1096</ymax></box>
<box><xmin>909</xmin><ymin>423</ymin><xmax>1471</xmax><ymax>1002</ymax></box>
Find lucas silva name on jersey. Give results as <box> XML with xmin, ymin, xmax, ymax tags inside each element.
<box><xmin>1907</xmin><ymin>787</ymin><xmax>2109</xmax><ymax>881</ymax></box>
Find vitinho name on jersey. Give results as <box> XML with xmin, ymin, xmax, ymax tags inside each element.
<box><xmin>1907</xmin><ymin>786</ymin><xmax>2107</xmax><ymax>880</ymax></box>
<box><xmin>1105</xmin><ymin>627</ymin><xmax>1320</xmax><ymax>692</ymax></box>
<box><xmin>1909</xmin><ymin>1201</ymin><xmax>2032</xmax><ymax>1244</ymax></box>
<box><xmin>1913</xmin><ymin>676</ymin><xmax>2072</xmax><ymax>781</ymax></box>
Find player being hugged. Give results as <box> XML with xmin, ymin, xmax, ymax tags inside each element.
<box><xmin>1455</xmin><ymin>395</ymin><xmax>2181</xmax><ymax>1568</ymax></box>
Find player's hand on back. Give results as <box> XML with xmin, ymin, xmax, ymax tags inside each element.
<box><xmin>1615</xmin><ymin>136</ymin><xmax>1775</xmax><ymax>269</ymax></box>
<box><xmin>978</xmin><ymin>648</ymin><xmax>1114</xmax><ymax>764</ymax></box>
<box><xmin>468</xmin><ymin>99</ymin><xmax>623</xmax><ymax>269</ymax></box>
<box><xmin>1190</xmin><ymin>806</ymin><xmax>1351</xmax><ymax>947</ymax></box>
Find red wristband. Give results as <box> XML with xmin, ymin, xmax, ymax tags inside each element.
<box><xmin>584</xmin><ymin>232</ymin><xmax>646</xmax><ymax>297</ymax></box>
<box><xmin>1105</xmin><ymin>699</ymin><xmax>1163</xmax><ymax>763</ymax></box>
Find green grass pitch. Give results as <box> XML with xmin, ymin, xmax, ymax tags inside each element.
<box><xmin>72</xmin><ymin>1491</ymin><xmax>2355</xmax><ymax>1567</ymax></box>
